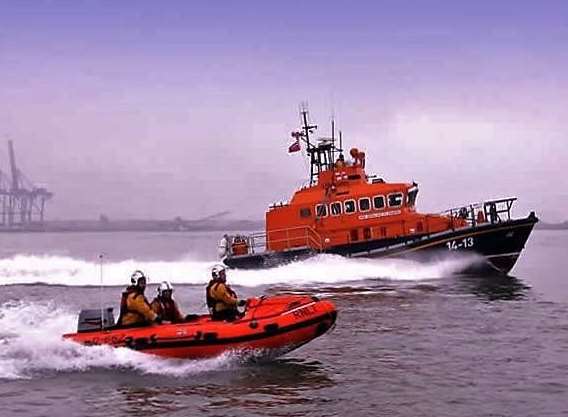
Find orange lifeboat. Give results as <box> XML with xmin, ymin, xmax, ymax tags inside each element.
<box><xmin>220</xmin><ymin>106</ymin><xmax>538</xmax><ymax>275</ymax></box>
<box><xmin>63</xmin><ymin>295</ymin><xmax>336</xmax><ymax>360</ymax></box>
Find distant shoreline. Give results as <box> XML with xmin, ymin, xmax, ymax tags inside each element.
<box><xmin>0</xmin><ymin>219</ymin><xmax>264</xmax><ymax>233</ymax></box>
<box><xmin>535</xmin><ymin>222</ymin><xmax>568</xmax><ymax>230</ymax></box>
<box><xmin>1</xmin><ymin>219</ymin><xmax>566</xmax><ymax>233</ymax></box>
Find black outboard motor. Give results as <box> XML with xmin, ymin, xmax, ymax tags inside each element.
<box><xmin>77</xmin><ymin>308</ymin><xmax>115</xmax><ymax>332</ymax></box>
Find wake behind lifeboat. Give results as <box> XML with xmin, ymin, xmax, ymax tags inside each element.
<box><xmin>63</xmin><ymin>294</ymin><xmax>337</xmax><ymax>360</ymax></box>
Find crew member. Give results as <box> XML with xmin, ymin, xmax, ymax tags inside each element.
<box><xmin>150</xmin><ymin>281</ymin><xmax>185</xmax><ymax>323</ymax></box>
<box><xmin>349</xmin><ymin>147</ymin><xmax>366</xmax><ymax>167</ymax></box>
<box><xmin>476</xmin><ymin>209</ymin><xmax>486</xmax><ymax>224</ymax></box>
<box><xmin>118</xmin><ymin>270</ymin><xmax>161</xmax><ymax>327</ymax></box>
<box><xmin>206</xmin><ymin>265</ymin><xmax>244</xmax><ymax>321</ymax></box>
<box><xmin>489</xmin><ymin>203</ymin><xmax>499</xmax><ymax>223</ymax></box>
<box><xmin>218</xmin><ymin>234</ymin><xmax>230</xmax><ymax>258</ymax></box>
<box><xmin>350</xmin><ymin>147</ymin><xmax>360</xmax><ymax>165</ymax></box>
<box><xmin>335</xmin><ymin>153</ymin><xmax>346</xmax><ymax>168</ymax></box>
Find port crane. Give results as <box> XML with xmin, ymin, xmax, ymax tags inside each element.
<box><xmin>0</xmin><ymin>141</ymin><xmax>53</xmax><ymax>229</ymax></box>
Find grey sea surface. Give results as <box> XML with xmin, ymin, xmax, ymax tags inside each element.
<box><xmin>1</xmin><ymin>230</ymin><xmax>567</xmax><ymax>417</ymax></box>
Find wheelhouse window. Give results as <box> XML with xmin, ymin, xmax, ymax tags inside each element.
<box><xmin>330</xmin><ymin>201</ymin><xmax>342</xmax><ymax>216</ymax></box>
<box><xmin>407</xmin><ymin>187</ymin><xmax>418</xmax><ymax>207</ymax></box>
<box><xmin>299</xmin><ymin>208</ymin><xmax>311</xmax><ymax>218</ymax></box>
<box><xmin>344</xmin><ymin>199</ymin><xmax>356</xmax><ymax>214</ymax></box>
<box><xmin>315</xmin><ymin>204</ymin><xmax>328</xmax><ymax>218</ymax></box>
<box><xmin>358</xmin><ymin>197</ymin><xmax>371</xmax><ymax>212</ymax></box>
<box><xmin>373</xmin><ymin>195</ymin><xmax>385</xmax><ymax>210</ymax></box>
<box><xmin>388</xmin><ymin>192</ymin><xmax>404</xmax><ymax>207</ymax></box>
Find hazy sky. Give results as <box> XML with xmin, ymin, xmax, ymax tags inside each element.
<box><xmin>1</xmin><ymin>1</ymin><xmax>567</xmax><ymax>221</ymax></box>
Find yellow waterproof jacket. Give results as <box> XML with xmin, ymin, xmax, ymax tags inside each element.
<box><xmin>206</xmin><ymin>281</ymin><xmax>238</xmax><ymax>313</ymax></box>
<box><xmin>119</xmin><ymin>289</ymin><xmax>157</xmax><ymax>326</ymax></box>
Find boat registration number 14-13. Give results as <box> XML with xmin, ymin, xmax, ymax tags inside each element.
<box><xmin>446</xmin><ymin>237</ymin><xmax>474</xmax><ymax>251</ymax></box>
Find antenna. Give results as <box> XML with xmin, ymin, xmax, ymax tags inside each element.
<box><xmin>331</xmin><ymin>116</ymin><xmax>335</xmax><ymax>162</ymax></box>
<box><xmin>99</xmin><ymin>253</ymin><xmax>105</xmax><ymax>330</ymax></box>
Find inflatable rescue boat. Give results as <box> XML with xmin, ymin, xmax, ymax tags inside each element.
<box><xmin>63</xmin><ymin>294</ymin><xmax>337</xmax><ymax>360</ymax></box>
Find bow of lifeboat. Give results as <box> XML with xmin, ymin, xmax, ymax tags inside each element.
<box><xmin>63</xmin><ymin>294</ymin><xmax>337</xmax><ymax>361</ymax></box>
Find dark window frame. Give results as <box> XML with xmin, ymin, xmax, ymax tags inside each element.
<box><xmin>387</xmin><ymin>192</ymin><xmax>404</xmax><ymax>208</ymax></box>
<box><xmin>330</xmin><ymin>201</ymin><xmax>343</xmax><ymax>216</ymax></box>
<box><xmin>373</xmin><ymin>195</ymin><xmax>385</xmax><ymax>210</ymax></box>
<box><xmin>358</xmin><ymin>197</ymin><xmax>371</xmax><ymax>212</ymax></box>
<box><xmin>344</xmin><ymin>199</ymin><xmax>356</xmax><ymax>214</ymax></box>
<box><xmin>315</xmin><ymin>204</ymin><xmax>328</xmax><ymax>218</ymax></box>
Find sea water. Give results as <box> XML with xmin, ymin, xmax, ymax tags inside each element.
<box><xmin>1</xmin><ymin>230</ymin><xmax>567</xmax><ymax>417</ymax></box>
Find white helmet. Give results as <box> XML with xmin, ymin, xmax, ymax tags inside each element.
<box><xmin>157</xmin><ymin>281</ymin><xmax>174</xmax><ymax>296</ymax></box>
<box><xmin>131</xmin><ymin>270</ymin><xmax>147</xmax><ymax>285</ymax></box>
<box><xmin>211</xmin><ymin>264</ymin><xmax>227</xmax><ymax>280</ymax></box>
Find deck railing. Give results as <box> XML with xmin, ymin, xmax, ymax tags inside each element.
<box><xmin>226</xmin><ymin>226</ymin><xmax>324</xmax><ymax>256</ymax></box>
<box><xmin>440</xmin><ymin>197</ymin><xmax>517</xmax><ymax>228</ymax></box>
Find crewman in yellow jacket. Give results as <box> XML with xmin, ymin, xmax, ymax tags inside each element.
<box><xmin>206</xmin><ymin>265</ymin><xmax>244</xmax><ymax>321</ymax></box>
<box><xmin>118</xmin><ymin>270</ymin><xmax>162</xmax><ymax>327</ymax></box>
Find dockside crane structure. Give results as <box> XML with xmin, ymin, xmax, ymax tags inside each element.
<box><xmin>0</xmin><ymin>140</ymin><xmax>53</xmax><ymax>229</ymax></box>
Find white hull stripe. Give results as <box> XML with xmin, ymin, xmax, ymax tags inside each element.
<box><xmin>350</xmin><ymin>222</ymin><xmax>533</xmax><ymax>258</ymax></box>
<box><xmin>485</xmin><ymin>252</ymin><xmax>520</xmax><ymax>259</ymax></box>
<box><xmin>283</xmin><ymin>301</ymin><xmax>317</xmax><ymax>316</ymax></box>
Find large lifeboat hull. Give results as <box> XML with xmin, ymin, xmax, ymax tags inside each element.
<box><xmin>224</xmin><ymin>215</ymin><xmax>538</xmax><ymax>275</ymax></box>
<box><xmin>63</xmin><ymin>295</ymin><xmax>336</xmax><ymax>360</ymax></box>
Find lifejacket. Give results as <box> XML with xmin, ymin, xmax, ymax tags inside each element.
<box><xmin>206</xmin><ymin>281</ymin><xmax>216</xmax><ymax>313</ymax></box>
<box><xmin>151</xmin><ymin>297</ymin><xmax>183</xmax><ymax>323</ymax></box>
<box><xmin>206</xmin><ymin>280</ymin><xmax>237</xmax><ymax>314</ymax></box>
<box><xmin>118</xmin><ymin>286</ymin><xmax>155</xmax><ymax>326</ymax></box>
<box><xmin>117</xmin><ymin>285</ymin><xmax>137</xmax><ymax>325</ymax></box>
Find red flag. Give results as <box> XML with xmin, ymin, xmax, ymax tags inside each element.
<box><xmin>288</xmin><ymin>140</ymin><xmax>301</xmax><ymax>153</ymax></box>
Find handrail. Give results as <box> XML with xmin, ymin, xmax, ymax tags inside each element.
<box><xmin>438</xmin><ymin>197</ymin><xmax>517</xmax><ymax>227</ymax></box>
<box><xmin>225</xmin><ymin>225</ymin><xmax>324</xmax><ymax>257</ymax></box>
<box><xmin>266</xmin><ymin>225</ymin><xmax>324</xmax><ymax>251</ymax></box>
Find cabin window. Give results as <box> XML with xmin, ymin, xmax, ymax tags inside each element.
<box><xmin>315</xmin><ymin>204</ymin><xmax>328</xmax><ymax>218</ymax></box>
<box><xmin>388</xmin><ymin>192</ymin><xmax>404</xmax><ymax>207</ymax></box>
<box><xmin>407</xmin><ymin>188</ymin><xmax>418</xmax><ymax>207</ymax></box>
<box><xmin>299</xmin><ymin>208</ymin><xmax>311</xmax><ymax>218</ymax></box>
<box><xmin>373</xmin><ymin>195</ymin><xmax>385</xmax><ymax>210</ymax></box>
<box><xmin>344</xmin><ymin>199</ymin><xmax>356</xmax><ymax>214</ymax></box>
<box><xmin>331</xmin><ymin>201</ymin><xmax>342</xmax><ymax>216</ymax></box>
<box><xmin>358</xmin><ymin>197</ymin><xmax>371</xmax><ymax>212</ymax></box>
